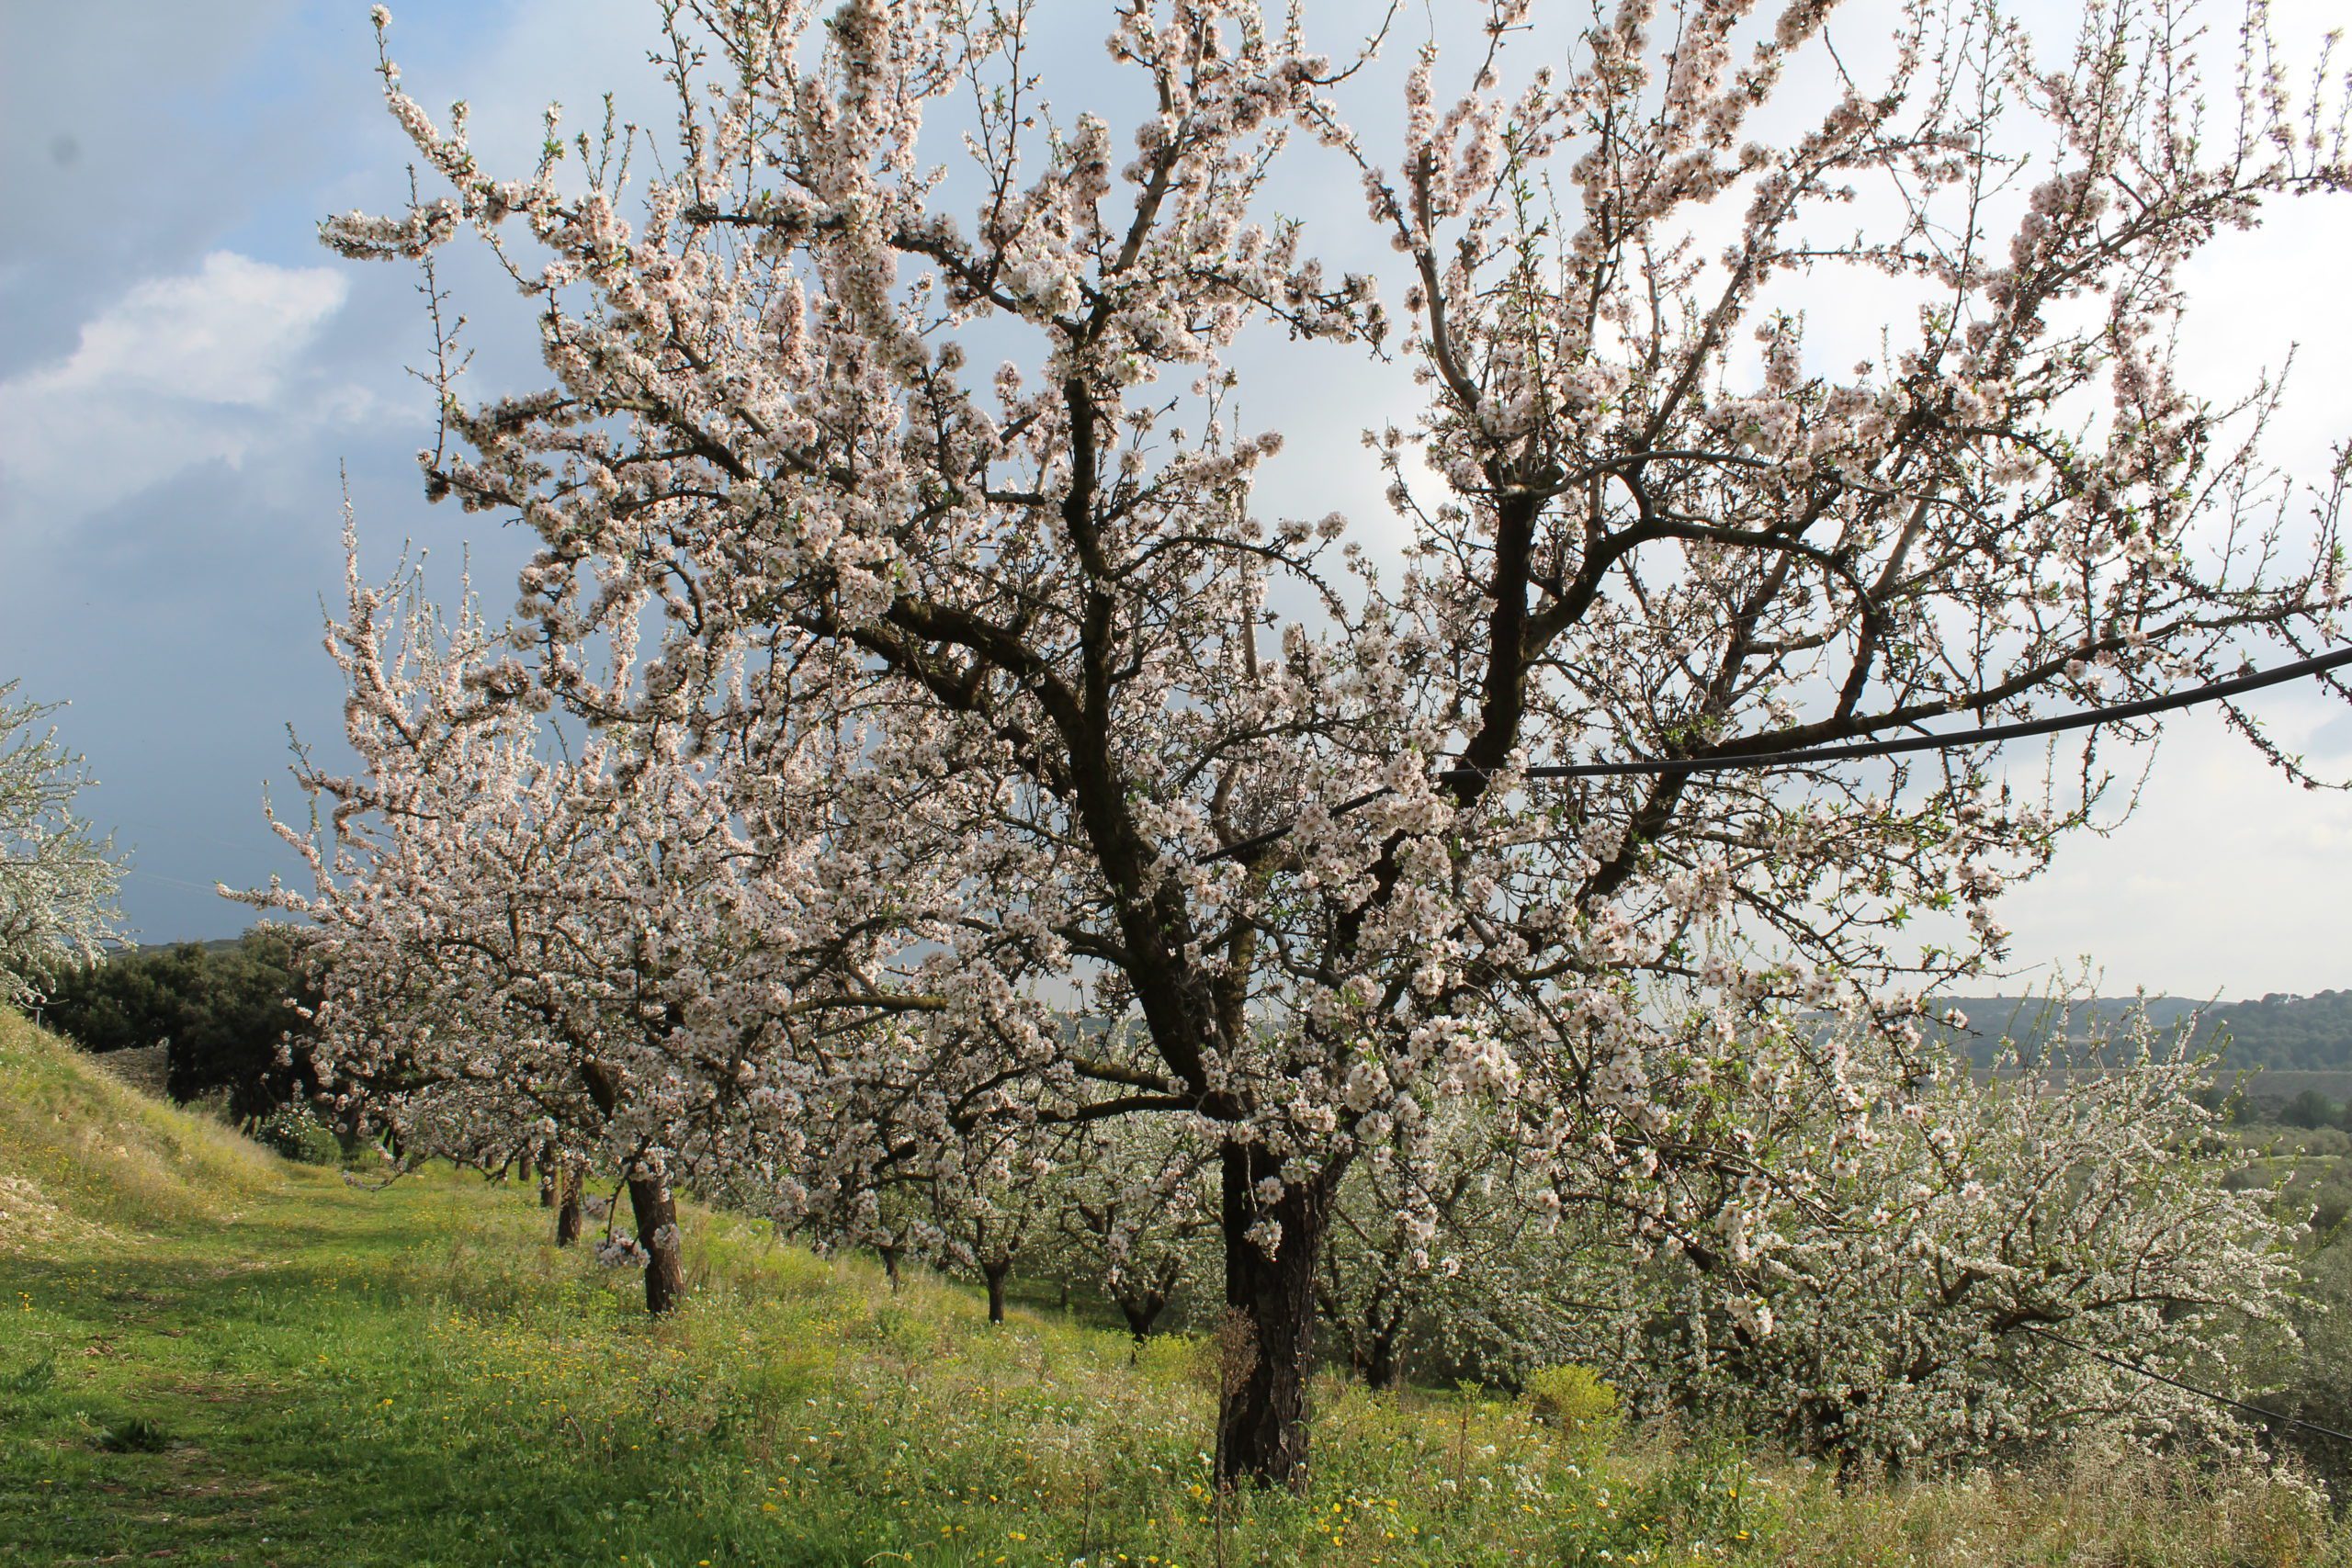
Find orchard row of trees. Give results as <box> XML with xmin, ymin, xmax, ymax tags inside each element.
<box><xmin>250</xmin><ymin>536</ymin><xmax>2300</xmax><ymax>1472</ymax></box>
<box><xmin>272</xmin><ymin>0</ymin><xmax>2347</xmax><ymax>1487</ymax></box>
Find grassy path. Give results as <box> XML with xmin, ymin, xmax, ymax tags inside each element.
<box><xmin>6</xmin><ymin>1155</ymin><xmax>1612</xmax><ymax>1568</ymax></box>
<box><xmin>2</xmin><ymin>1164</ymin><xmax>654</xmax><ymax>1564</ymax></box>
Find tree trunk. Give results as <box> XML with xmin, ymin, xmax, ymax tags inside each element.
<box><xmin>537</xmin><ymin>1140</ymin><xmax>559</xmax><ymax>1209</ymax></box>
<box><xmin>879</xmin><ymin>1245</ymin><xmax>902</xmax><ymax>1292</ymax></box>
<box><xmin>626</xmin><ymin>1173</ymin><xmax>685</xmax><ymax>1316</ymax></box>
<box><xmin>1355</xmin><ymin>1279</ymin><xmax>1406</xmax><ymax>1392</ymax></box>
<box><xmin>1117</xmin><ymin>1291</ymin><xmax>1167</xmax><ymax>1344</ymax></box>
<box><xmin>555</xmin><ymin>1161</ymin><xmax>584</xmax><ymax>1247</ymax></box>
<box><xmin>983</xmin><ymin>1259</ymin><xmax>1009</xmax><ymax>1325</ymax></box>
<box><xmin>1217</xmin><ymin>1147</ymin><xmax>1331</xmax><ymax>1491</ymax></box>
<box><xmin>1363</xmin><ymin>1319</ymin><xmax>1402</xmax><ymax>1393</ymax></box>
<box><xmin>571</xmin><ymin>1061</ymin><xmax>683</xmax><ymax>1314</ymax></box>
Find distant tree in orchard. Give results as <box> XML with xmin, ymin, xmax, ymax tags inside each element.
<box><xmin>0</xmin><ymin>681</ymin><xmax>123</xmax><ymax>1011</ymax></box>
<box><xmin>1046</xmin><ymin>1115</ymin><xmax>1222</xmax><ymax>1344</ymax></box>
<box><xmin>1313</xmin><ymin>1003</ymin><xmax>2299</xmax><ymax>1469</ymax></box>
<box><xmin>326</xmin><ymin>0</ymin><xmax>2348</xmax><ymax>1483</ymax></box>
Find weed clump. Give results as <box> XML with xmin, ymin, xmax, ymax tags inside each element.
<box><xmin>1524</xmin><ymin>1362</ymin><xmax>1621</xmax><ymax>1438</ymax></box>
<box><xmin>94</xmin><ymin>1413</ymin><xmax>169</xmax><ymax>1453</ymax></box>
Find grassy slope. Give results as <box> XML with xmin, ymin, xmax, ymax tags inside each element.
<box><xmin>1</xmin><ymin>1010</ymin><xmax>2346</xmax><ymax>1568</ymax></box>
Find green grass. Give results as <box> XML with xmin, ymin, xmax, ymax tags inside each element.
<box><xmin>3</xmin><ymin>1009</ymin><xmax>2347</xmax><ymax>1567</ymax></box>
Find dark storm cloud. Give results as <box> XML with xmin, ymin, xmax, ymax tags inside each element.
<box><xmin>0</xmin><ymin>0</ymin><xmax>525</xmax><ymax>941</ymax></box>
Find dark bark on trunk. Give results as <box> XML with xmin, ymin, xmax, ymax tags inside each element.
<box><xmin>1358</xmin><ymin>1280</ymin><xmax>1406</xmax><ymax>1392</ymax></box>
<box><xmin>571</xmin><ymin>1059</ymin><xmax>684</xmax><ymax>1315</ymax></box>
<box><xmin>537</xmin><ymin>1140</ymin><xmax>559</xmax><ymax>1209</ymax></box>
<box><xmin>1217</xmin><ymin>1147</ymin><xmax>1331</xmax><ymax>1491</ymax></box>
<box><xmin>555</xmin><ymin>1161</ymin><xmax>584</xmax><ymax>1247</ymax></box>
<box><xmin>983</xmin><ymin>1260</ymin><xmax>1009</xmax><ymax>1325</ymax></box>
<box><xmin>1117</xmin><ymin>1291</ymin><xmax>1167</xmax><ymax>1344</ymax></box>
<box><xmin>1364</xmin><ymin>1323</ymin><xmax>1402</xmax><ymax>1393</ymax></box>
<box><xmin>627</xmin><ymin>1173</ymin><xmax>685</xmax><ymax>1316</ymax></box>
<box><xmin>879</xmin><ymin>1245</ymin><xmax>902</xmax><ymax>1292</ymax></box>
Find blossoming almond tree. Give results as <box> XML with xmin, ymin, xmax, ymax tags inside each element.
<box><xmin>1316</xmin><ymin>1090</ymin><xmax>1559</xmax><ymax>1391</ymax></box>
<box><xmin>1044</xmin><ymin>1113</ymin><xmax>1223</xmax><ymax>1344</ymax></box>
<box><xmin>1317</xmin><ymin>1002</ymin><xmax>2298</xmax><ymax>1468</ymax></box>
<box><xmin>0</xmin><ymin>682</ymin><xmax>123</xmax><ymax>1010</ymax></box>
<box><xmin>330</xmin><ymin>0</ymin><xmax>2347</xmax><ymax>1482</ymax></box>
<box><xmin>1560</xmin><ymin>1006</ymin><xmax>2296</xmax><ymax>1468</ymax></box>
<box><xmin>246</xmin><ymin>531</ymin><xmax>1048</xmax><ymax>1313</ymax></box>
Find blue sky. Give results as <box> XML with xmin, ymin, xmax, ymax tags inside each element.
<box><xmin>2</xmin><ymin>0</ymin><xmax>2349</xmax><ymax>998</ymax></box>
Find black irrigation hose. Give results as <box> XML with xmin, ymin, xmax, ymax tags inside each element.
<box><xmin>2020</xmin><ymin>1325</ymin><xmax>2352</xmax><ymax>1447</ymax></box>
<box><xmin>1451</xmin><ymin>642</ymin><xmax>2352</xmax><ymax>784</ymax></box>
<box><xmin>1204</xmin><ymin>644</ymin><xmax>2352</xmax><ymax>864</ymax></box>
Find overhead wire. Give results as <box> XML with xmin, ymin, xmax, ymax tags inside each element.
<box><xmin>1453</xmin><ymin>642</ymin><xmax>2352</xmax><ymax>784</ymax></box>
<box><xmin>1205</xmin><ymin>643</ymin><xmax>2352</xmax><ymax>863</ymax></box>
<box><xmin>2020</xmin><ymin>1325</ymin><xmax>2352</xmax><ymax>1448</ymax></box>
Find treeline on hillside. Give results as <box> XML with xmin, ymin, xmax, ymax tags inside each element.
<box><xmin>38</xmin><ymin>928</ymin><xmax>321</xmax><ymax>1122</ymax></box>
<box><xmin>1934</xmin><ymin>990</ymin><xmax>2352</xmax><ymax>1071</ymax></box>
<box><xmin>2203</xmin><ymin>990</ymin><xmax>2352</xmax><ymax>1069</ymax></box>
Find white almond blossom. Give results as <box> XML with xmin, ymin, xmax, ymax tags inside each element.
<box><xmin>1320</xmin><ymin>1000</ymin><xmax>2297</xmax><ymax>1470</ymax></box>
<box><xmin>0</xmin><ymin>681</ymin><xmax>123</xmax><ymax>1009</ymax></box>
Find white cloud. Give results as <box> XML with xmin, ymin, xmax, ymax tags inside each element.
<box><xmin>0</xmin><ymin>252</ymin><xmax>357</xmax><ymax>526</ymax></box>
<box><xmin>1989</xmin><ymin>709</ymin><xmax>2352</xmax><ymax>998</ymax></box>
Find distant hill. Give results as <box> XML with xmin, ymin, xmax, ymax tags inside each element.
<box><xmin>1931</xmin><ymin>990</ymin><xmax>2352</xmax><ymax>1071</ymax></box>
<box><xmin>119</xmin><ymin>936</ymin><xmax>248</xmax><ymax>957</ymax></box>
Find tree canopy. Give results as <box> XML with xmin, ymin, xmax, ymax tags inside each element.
<box><xmin>0</xmin><ymin>681</ymin><xmax>122</xmax><ymax>1009</ymax></box>
<box><xmin>302</xmin><ymin>0</ymin><xmax>2350</xmax><ymax>1484</ymax></box>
